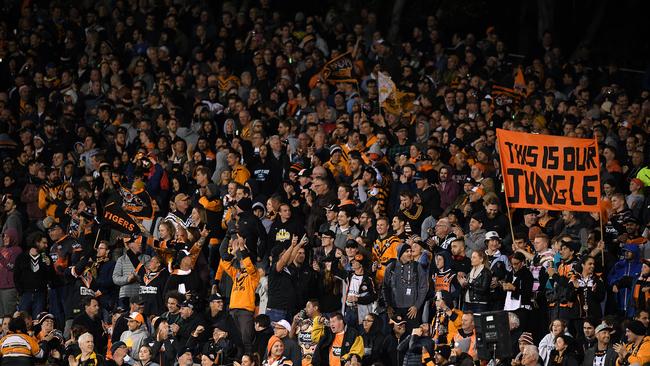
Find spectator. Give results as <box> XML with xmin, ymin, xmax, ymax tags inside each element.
<box><xmin>312</xmin><ymin>313</ymin><xmax>364</xmax><ymax>366</ymax></box>
<box><xmin>120</xmin><ymin>312</ymin><xmax>149</xmax><ymax>361</ymax></box>
<box><xmin>582</xmin><ymin>323</ymin><xmax>616</xmax><ymax>366</ymax></box>
<box><xmin>383</xmin><ymin>244</ymin><xmax>428</xmax><ymax>332</ymax></box>
<box><xmin>72</xmin><ymin>297</ymin><xmax>108</xmax><ymax>354</ymax></box>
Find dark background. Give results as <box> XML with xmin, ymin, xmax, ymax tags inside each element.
<box><xmin>272</xmin><ymin>0</ymin><xmax>650</xmax><ymax>71</ymax></box>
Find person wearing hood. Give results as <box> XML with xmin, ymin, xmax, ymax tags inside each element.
<box><xmin>0</xmin><ymin>227</ymin><xmax>22</xmax><ymax>316</ymax></box>
<box><xmin>235</xmin><ymin>197</ymin><xmax>267</xmax><ymax>262</ymax></box>
<box><xmin>252</xmin><ymin>200</ymin><xmax>273</xmax><ymax>234</ymax></box>
<box><xmin>397</xmin><ymin>322</ymin><xmax>434</xmax><ymax>366</ymax></box>
<box><xmin>431</xmin><ymin>251</ymin><xmax>461</xmax><ymax>303</ymax></box>
<box><xmin>262</xmin><ymin>335</ymin><xmax>293</xmax><ymax>366</ymax></box>
<box><xmin>608</xmin><ymin>244</ymin><xmax>642</xmax><ymax>318</ymax></box>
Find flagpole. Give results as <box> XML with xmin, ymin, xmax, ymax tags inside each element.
<box><xmin>495</xmin><ymin>129</ymin><xmax>517</xmax><ymax>246</ymax></box>
<box><xmin>595</xmin><ymin>135</ymin><xmax>605</xmax><ymax>267</ymax></box>
<box><xmin>504</xmin><ymin>200</ymin><xmax>516</xmax><ymax>248</ymax></box>
<box><xmin>93</xmin><ymin>227</ymin><xmax>102</xmax><ymax>250</ymax></box>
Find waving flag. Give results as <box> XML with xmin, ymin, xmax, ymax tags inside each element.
<box><xmin>514</xmin><ymin>67</ymin><xmax>527</xmax><ymax>97</ymax></box>
<box><xmin>103</xmin><ymin>201</ymin><xmax>142</xmax><ymax>236</ymax></box>
<box><xmin>377</xmin><ymin>71</ymin><xmax>396</xmax><ymax>104</ymax></box>
<box><xmin>322</xmin><ymin>51</ymin><xmax>357</xmax><ymax>85</ymax></box>
<box><xmin>117</xmin><ymin>184</ymin><xmax>154</xmax><ymax>220</ymax></box>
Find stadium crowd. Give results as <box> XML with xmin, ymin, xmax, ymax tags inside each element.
<box><xmin>0</xmin><ymin>1</ymin><xmax>649</xmax><ymax>366</ymax></box>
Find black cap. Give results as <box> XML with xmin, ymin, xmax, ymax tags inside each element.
<box><xmin>180</xmin><ymin>300</ymin><xmax>194</xmax><ymax>309</ymax></box>
<box><xmin>523</xmin><ymin>208</ymin><xmax>540</xmax><ymax>216</ymax></box>
<box><xmin>111</xmin><ymin>341</ymin><xmax>126</xmax><ymax>354</ymax></box>
<box><xmin>626</xmin><ymin>320</ymin><xmax>647</xmax><ymax>336</ymax></box>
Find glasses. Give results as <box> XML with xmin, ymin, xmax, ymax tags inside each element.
<box><xmin>362</xmin><ymin>319</ymin><xmax>374</xmax><ymax>323</ymax></box>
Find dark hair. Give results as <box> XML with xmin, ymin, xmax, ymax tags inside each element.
<box><xmin>27</xmin><ymin>231</ymin><xmax>46</xmax><ymax>248</ymax></box>
<box><xmin>9</xmin><ymin>317</ymin><xmax>27</xmax><ymax>333</ymax></box>
<box><xmin>328</xmin><ymin>312</ymin><xmax>345</xmax><ymax>323</ymax></box>
<box><xmin>81</xmin><ymin>296</ymin><xmax>97</xmax><ymax>309</ymax></box>
<box><xmin>512</xmin><ymin>252</ymin><xmax>527</xmax><ymax>262</ymax></box>
<box><xmin>254</xmin><ymin>314</ymin><xmax>270</xmax><ymax>328</ymax></box>
<box><xmin>166</xmin><ymin>291</ymin><xmax>184</xmax><ymax>304</ymax></box>
<box><xmin>242</xmin><ymin>354</ymin><xmax>259</xmax><ymax>366</ymax></box>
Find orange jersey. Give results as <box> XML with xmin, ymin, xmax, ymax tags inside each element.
<box><xmin>372</xmin><ymin>235</ymin><xmax>400</xmax><ymax>283</ymax></box>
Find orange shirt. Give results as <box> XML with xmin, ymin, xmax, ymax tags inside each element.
<box><xmin>329</xmin><ymin>332</ymin><xmax>345</xmax><ymax>366</ymax></box>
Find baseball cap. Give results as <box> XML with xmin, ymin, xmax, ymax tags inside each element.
<box><xmin>111</xmin><ymin>341</ymin><xmax>127</xmax><ymax>354</ymax></box>
<box><xmin>127</xmin><ymin>312</ymin><xmax>144</xmax><ymax>324</ymax></box>
<box><xmin>175</xmin><ymin>193</ymin><xmax>190</xmax><ymax>204</ymax></box>
<box><xmin>36</xmin><ymin>312</ymin><xmax>55</xmax><ymax>325</ymax></box>
<box><xmin>485</xmin><ymin>231</ymin><xmax>501</xmax><ymax>241</ymax></box>
<box><xmin>180</xmin><ymin>300</ymin><xmax>194</xmax><ymax>309</ymax></box>
<box><xmin>389</xmin><ymin>315</ymin><xmax>407</xmax><ymax>326</ymax></box>
<box><xmin>272</xmin><ymin>319</ymin><xmax>292</xmax><ymax>332</ymax></box>
<box><xmin>595</xmin><ymin>323</ymin><xmax>613</xmax><ymax>334</ymax></box>
<box><xmin>523</xmin><ymin>208</ymin><xmax>540</xmax><ymax>216</ymax></box>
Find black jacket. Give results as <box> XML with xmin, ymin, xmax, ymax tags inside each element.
<box><xmin>253</xmin><ymin>327</ymin><xmax>274</xmax><ymax>362</ymax></box>
<box><xmin>465</xmin><ymin>266</ymin><xmax>492</xmax><ymax>304</ymax></box>
<box><xmin>13</xmin><ymin>251</ymin><xmax>51</xmax><ymax>292</ymax></box>
<box><xmin>360</xmin><ymin>321</ymin><xmax>387</xmax><ymax>366</ymax></box>
<box><xmin>72</xmin><ymin>313</ymin><xmax>108</xmax><ymax>354</ymax></box>
<box><xmin>581</xmin><ymin>346</ymin><xmax>616</xmax><ymax>366</ymax></box>
<box><xmin>175</xmin><ymin>313</ymin><xmax>207</xmax><ymax>347</ymax></box>
<box><xmin>505</xmin><ymin>266</ymin><xmax>534</xmax><ymax>308</ymax></box>
<box><xmin>237</xmin><ymin>210</ymin><xmax>267</xmax><ymax>262</ymax></box>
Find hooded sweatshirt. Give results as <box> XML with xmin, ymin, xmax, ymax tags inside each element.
<box><xmin>0</xmin><ymin>228</ymin><xmax>22</xmax><ymax>289</ymax></box>
<box><xmin>608</xmin><ymin>244</ymin><xmax>642</xmax><ymax>316</ymax></box>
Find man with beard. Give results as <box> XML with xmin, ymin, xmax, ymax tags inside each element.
<box><xmin>450</xmin><ymin>238</ymin><xmax>471</xmax><ymax>275</ymax></box>
<box><xmin>305</xmin><ymin>177</ymin><xmax>337</xmax><ymax>236</ymax></box>
<box><xmin>479</xmin><ymin>198</ymin><xmax>509</xmax><ymax>242</ymax></box>
<box><xmin>370</xmin><ymin>218</ymin><xmax>398</xmax><ymax>279</ymax></box>
<box><xmin>583</xmin><ymin>323</ymin><xmax>617</xmax><ymax>366</ymax></box>
<box><xmin>38</xmin><ymin>167</ymin><xmax>68</xmax><ymax>219</ymax></box>
<box><xmin>399</xmin><ymin>191</ymin><xmax>425</xmax><ymax>235</ymax></box>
